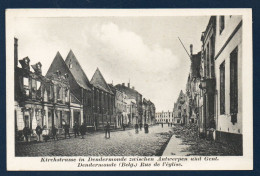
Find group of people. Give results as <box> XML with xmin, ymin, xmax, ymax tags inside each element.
<box><xmin>134</xmin><ymin>123</ymin><xmax>149</xmax><ymax>133</ymax></box>
<box><xmin>22</xmin><ymin>121</ymin><xmax>111</xmax><ymax>142</ymax></box>
<box><xmin>161</xmin><ymin>122</ymin><xmax>173</xmax><ymax>128</ymax></box>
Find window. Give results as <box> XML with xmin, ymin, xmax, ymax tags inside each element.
<box><xmin>210</xmin><ymin>35</ymin><xmax>215</xmax><ymax>78</ymax></box>
<box><xmin>36</xmin><ymin>81</ymin><xmax>41</xmax><ymax>100</ymax></box>
<box><xmin>23</xmin><ymin>77</ymin><xmax>30</xmax><ymax>96</ymax></box>
<box><xmin>206</xmin><ymin>43</ymin><xmax>210</xmax><ymax>77</ymax></box>
<box><xmin>203</xmin><ymin>49</ymin><xmax>207</xmax><ymax>78</ymax></box>
<box><xmin>220</xmin><ymin>61</ymin><xmax>225</xmax><ymax>114</ymax></box>
<box><xmin>56</xmin><ymin>86</ymin><xmax>62</xmax><ymax>103</ymax></box>
<box><xmin>230</xmin><ymin>47</ymin><xmax>238</xmax><ymax>124</ymax></box>
<box><xmin>31</xmin><ymin>79</ymin><xmax>36</xmax><ymax>99</ymax></box>
<box><xmin>65</xmin><ymin>88</ymin><xmax>69</xmax><ymax>103</ymax></box>
<box><xmin>219</xmin><ymin>16</ymin><xmax>225</xmax><ymax>34</ymax></box>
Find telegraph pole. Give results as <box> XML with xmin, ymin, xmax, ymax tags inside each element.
<box><xmin>178</xmin><ymin>37</ymin><xmax>191</xmax><ymax>58</ymax></box>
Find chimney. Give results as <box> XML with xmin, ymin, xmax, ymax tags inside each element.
<box><xmin>14</xmin><ymin>38</ymin><xmax>18</xmax><ymax>68</ymax></box>
<box><xmin>132</xmin><ymin>86</ymin><xmax>135</xmax><ymax>90</ymax></box>
<box><xmin>122</xmin><ymin>83</ymin><xmax>125</xmax><ymax>87</ymax></box>
<box><xmin>128</xmin><ymin>82</ymin><xmax>130</xmax><ymax>88</ymax></box>
<box><xmin>190</xmin><ymin>44</ymin><xmax>193</xmax><ymax>55</ymax></box>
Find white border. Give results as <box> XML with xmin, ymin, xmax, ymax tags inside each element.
<box><xmin>6</xmin><ymin>9</ymin><xmax>253</xmax><ymax>171</ymax></box>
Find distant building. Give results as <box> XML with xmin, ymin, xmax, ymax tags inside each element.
<box><xmin>109</xmin><ymin>84</ymin><xmax>124</xmax><ymax>128</ymax></box>
<box><xmin>90</xmin><ymin>68</ymin><xmax>115</xmax><ymax>129</ymax></box>
<box><xmin>173</xmin><ymin>90</ymin><xmax>187</xmax><ymax>124</ymax></box>
<box><xmin>115</xmin><ymin>83</ymin><xmax>143</xmax><ymax>125</ymax></box>
<box><xmin>142</xmin><ymin>99</ymin><xmax>156</xmax><ymax>125</ymax></box>
<box><xmin>155</xmin><ymin>111</ymin><xmax>174</xmax><ymax>124</ymax></box>
<box><xmin>125</xmin><ymin>98</ymin><xmax>138</xmax><ymax>125</ymax></box>
<box><xmin>148</xmin><ymin>100</ymin><xmax>156</xmax><ymax>125</ymax></box>
<box><xmin>214</xmin><ymin>16</ymin><xmax>242</xmax><ymax>149</ymax></box>
<box><xmin>173</xmin><ymin>103</ymin><xmax>181</xmax><ymax>124</ymax></box>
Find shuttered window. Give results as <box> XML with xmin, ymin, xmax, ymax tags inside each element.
<box><xmin>230</xmin><ymin>47</ymin><xmax>238</xmax><ymax>124</ymax></box>
<box><xmin>220</xmin><ymin>61</ymin><xmax>225</xmax><ymax>114</ymax></box>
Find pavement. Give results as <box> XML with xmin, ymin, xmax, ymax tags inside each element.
<box><xmin>15</xmin><ymin>125</ymin><xmax>174</xmax><ymax>156</ymax></box>
<box><xmin>162</xmin><ymin>135</ymin><xmax>191</xmax><ymax>156</ymax></box>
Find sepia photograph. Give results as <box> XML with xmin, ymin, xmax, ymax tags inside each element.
<box><xmin>6</xmin><ymin>9</ymin><xmax>253</xmax><ymax>170</ymax></box>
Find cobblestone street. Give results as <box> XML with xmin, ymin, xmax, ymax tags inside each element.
<box><xmin>15</xmin><ymin>125</ymin><xmax>173</xmax><ymax>156</ymax></box>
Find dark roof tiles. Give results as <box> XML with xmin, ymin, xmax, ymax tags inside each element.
<box><xmin>91</xmin><ymin>68</ymin><xmax>113</xmax><ymax>94</ymax></box>
<box><xmin>65</xmin><ymin>50</ymin><xmax>91</xmax><ymax>91</ymax></box>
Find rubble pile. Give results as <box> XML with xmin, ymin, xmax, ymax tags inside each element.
<box><xmin>172</xmin><ymin>124</ymin><xmax>242</xmax><ymax>156</ymax></box>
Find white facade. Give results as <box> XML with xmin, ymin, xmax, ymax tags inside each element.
<box><xmin>125</xmin><ymin>98</ymin><xmax>138</xmax><ymax>125</ymax></box>
<box><xmin>215</xmin><ymin>16</ymin><xmax>242</xmax><ymax>136</ymax></box>
<box><xmin>155</xmin><ymin>111</ymin><xmax>174</xmax><ymax>124</ymax></box>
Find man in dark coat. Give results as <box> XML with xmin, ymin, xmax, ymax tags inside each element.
<box><xmin>52</xmin><ymin>125</ymin><xmax>58</xmax><ymax>140</ymax></box>
<box><xmin>79</xmin><ymin>123</ymin><xmax>86</xmax><ymax>139</ymax></box>
<box><xmin>135</xmin><ymin>124</ymin><xmax>139</xmax><ymax>134</ymax></box>
<box><xmin>64</xmin><ymin>123</ymin><xmax>70</xmax><ymax>139</ymax></box>
<box><xmin>105</xmin><ymin>122</ymin><xmax>110</xmax><ymax>139</ymax></box>
<box><xmin>73</xmin><ymin>122</ymin><xmax>79</xmax><ymax>138</ymax></box>
<box><xmin>36</xmin><ymin>125</ymin><xmax>42</xmax><ymax>142</ymax></box>
<box><xmin>23</xmin><ymin>126</ymin><xmax>31</xmax><ymax>142</ymax></box>
<box><xmin>144</xmin><ymin>123</ymin><xmax>149</xmax><ymax>133</ymax></box>
<box><xmin>122</xmin><ymin>123</ymin><xmax>125</xmax><ymax>131</ymax></box>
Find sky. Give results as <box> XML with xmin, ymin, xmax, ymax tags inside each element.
<box><xmin>14</xmin><ymin>16</ymin><xmax>210</xmax><ymax>112</ymax></box>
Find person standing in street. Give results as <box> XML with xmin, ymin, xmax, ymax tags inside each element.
<box><xmin>139</xmin><ymin>122</ymin><xmax>142</xmax><ymax>130</ymax></box>
<box><xmin>122</xmin><ymin>123</ymin><xmax>125</xmax><ymax>131</ymax></box>
<box><xmin>36</xmin><ymin>124</ymin><xmax>42</xmax><ymax>142</ymax></box>
<box><xmin>144</xmin><ymin>123</ymin><xmax>149</xmax><ymax>133</ymax></box>
<box><xmin>105</xmin><ymin>122</ymin><xmax>110</xmax><ymax>139</ymax></box>
<box><xmin>79</xmin><ymin>122</ymin><xmax>86</xmax><ymax>139</ymax></box>
<box><xmin>23</xmin><ymin>126</ymin><xmax>31</xmax><ymax>142</ymax></box>
<box><xmin>73</xmin><ymin>121</ymin><xmax>79</xmax><ymax>138</ymax></box>
<box><xmin>64</xmin><ymin>123</ymin><xmax>70</xmax><ymax>139</ymax></box>
<box><xmin>161</xmin><ymin>123</ymin><xmax>163</xmax><ymax>128</ymax></box>
<box><xmin>135</xmin><ymin>123</ymin><xmax>139</xmax><ymax>134</ymax></box>
<box><xmin>52</xmin><ymin>125</ymin><xmax>58</xmax><ymax>140</ymax></box>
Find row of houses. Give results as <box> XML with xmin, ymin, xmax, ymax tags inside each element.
<box><xmin>172</xmin><ymin>16</ymin><xmax>243</xmax><ymax>150</ymax></box>
<box><xmin>14</xmin><ymin>38</ymin><xmax>156</xmax><ymax>138</ymax></box>
<box><xmin>155</xmin><ymin>111</ymin><xmax>174</xmax><ymax>124</ymax></box>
